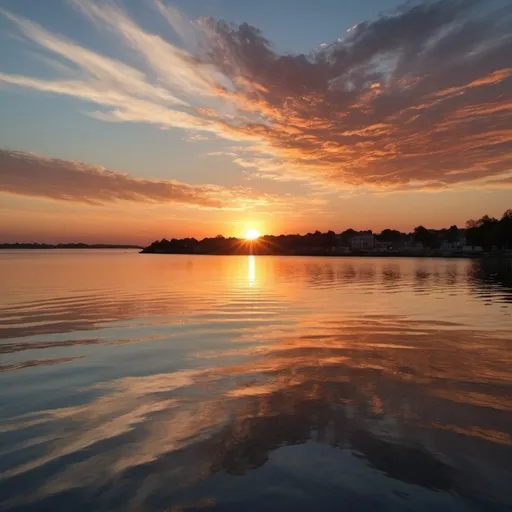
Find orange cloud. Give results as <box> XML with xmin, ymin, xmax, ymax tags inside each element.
<box><xmin>431</xmin><ymin>68</ymin><xmax>512</xmax><ymax>99</ymax></box>
<box><xmin>0</xmin><ymin>0</ymin><xmax>511</xmax><ymax>192</ymax></box>
<box><xmin>0</xmin><ymin>149</ymin><xmax>273</xmax><ymax>209</ymax></box>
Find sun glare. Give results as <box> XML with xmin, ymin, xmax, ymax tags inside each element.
<box><xmin>245</xmin><ymin>229</ymin><xmax>260</xmax><ymax>240</ymax></box>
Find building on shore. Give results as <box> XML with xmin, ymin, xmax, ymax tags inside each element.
<box><xmin>463</xmin><ymin>245</ymin><xmax>483</xmax><ymax>253</ymax></box>
<box><xmin>332</xmin><ymin>245</ymin><xmax>350</xmax><ymax>254</ymax></box>
<box><xmin>374</xmin><ymin>240</ymin><xmax>393</xmax><ymax>251</ymax></box>
<box><xmin>440</xmin><ymin>233</ymin><xmax>466</xmax><ymax>251</ymax></box>
<box><xmin>350</xmin><ymin>234</ymin><xmax>375</xmax><ymax>251</ymax></box>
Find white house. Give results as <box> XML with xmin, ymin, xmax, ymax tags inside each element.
<box><xmin>441</xmin><ymin>235</ymin><xmax>466</xmax><ymax>251</ymax></box>
<box><xmin>441</xmin><ymin>241</ymin><xmax>461</xmax><ymax>251</ymax></box>
<box><xmin>350</xmin><ymin>234</ymin><xmax>374</xmax><ymax>251</ymax></box>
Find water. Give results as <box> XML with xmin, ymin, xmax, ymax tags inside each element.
<box><xmin>1</xmin><ymin>251</ymin><xmax>511</xmax><ymax>511</ymax></box>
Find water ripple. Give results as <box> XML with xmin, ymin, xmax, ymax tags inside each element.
<box><xmin>0</xmin><ymin>253</ymin><xmax>511</xmax><ymax>511</ymax></box>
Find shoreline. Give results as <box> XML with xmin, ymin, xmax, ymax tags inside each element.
<box><xmin>0</xmin><ymin>246</ymin><xmax>142</xmax><ymax>250</ymax></box>
<box><xmin>139</xmin><ymin>251</ymin><xmax>512</xmax><ymax>259</ymax></box>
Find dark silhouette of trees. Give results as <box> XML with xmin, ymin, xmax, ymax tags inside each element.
<box><xmin>447</xmin><ymin>225</ymin><xmax>459</xmax><ymax>243</ymax></box>
<box><xmin>413</xmin><ymin>226</ymin><xmax>432</xmax><ymax>247</ymax></box>
<box><xmin>141</xmin><ymin>208</ymin><xmax>512</xmax><ymax>255</ymax></box>
<box><xmin>378</xmin><ymin>229</ymin><xmax>402</xmax><ymax>244</ymax></box>
<box><xmin>500</xmin><ymin>210</ymin><xmax>512</xmax><ymax>250</ymax></box>
<box><xmin>340</xmin><ymin>229</ymin><xmax>357</xmax><ymax>246</ymax></box>
<box><xmin>466</xmin><ymin>215</ymin><xmax>501</xmax><ymax>250</ymax></box>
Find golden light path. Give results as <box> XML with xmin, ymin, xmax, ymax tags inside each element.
<box><xmin>248</xmin><ymin>255</ymin><xmax>255</xmax><ymax>286</ymax></box>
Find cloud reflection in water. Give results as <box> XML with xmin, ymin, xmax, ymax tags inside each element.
<box><xmin>0</xmin><ymin>255</ymin><xmax>511</xmax><ymax>511</ymax></box>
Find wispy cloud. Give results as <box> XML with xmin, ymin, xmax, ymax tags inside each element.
<box><xmin>1</xmin><ymin>0</ymin><xmax>511</xmax><ymax>191</ymax></box>
<box><xmin>0</xmin><ymin>149</ymin><xmax>273</xmax><ymax>209</ymax></box>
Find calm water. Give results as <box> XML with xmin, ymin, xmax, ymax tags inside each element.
<box><xmin>1</xmin><ymin>251</ymin><xmax>511</xmax><ymax>511</ymax></box>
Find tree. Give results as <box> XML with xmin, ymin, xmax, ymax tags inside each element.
<box><xmin>466</xmin><ymin>215</ymin><xmax>499</xmax><ymax>250</ymax></box>
<box><xmin>502</xmin><ymin>209</ymin><xmax>512</xmax><ymax>221</ymax></box>
<box><xmin>379</xmin><ymin>229</ymin><xmax>402</xmax><ymax>243</ymax></box>
<box><xmin>447</xmin><ymin>225</ymin><xmax>459</xmax><ymax>243</ymax></box>
<box><xmin>340</xmin><ymin>229</ymin><xmax>357</xmax><ymax>246</ymax></box>
<box><xmin>413</xmin><ymin>226</ymin><xmax>431</xmax><ymax>247</ymax></box>
<box><xmin>500</xmin><ymin>210</ymin><xmax>512</xmax><ymax>250</ymax></box>
<box><xmin>326</xmin><ymin>230</ymin><xmax>337</xmax><ymax>246</ymax></box>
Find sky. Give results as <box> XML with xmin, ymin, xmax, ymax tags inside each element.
<box><xmin>0</xmin><ymin>0</ymin><xmax>511</xmax><ymax>244</ymax></box>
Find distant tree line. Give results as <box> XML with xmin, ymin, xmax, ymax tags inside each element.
<box><xmin>142</xmin><ymin>209</ymin><xmax>512</xmax><ymax>255</ymax></box>
<box><xmin>0</xmin><ymin>243</ymin><xmax>142</xmax><ymax>249</ymax></box>
<box><xmin>465</xmin><ymin>210</ymin><xmax>512</xmax><ymax>250</ymax></box>
<box><xmin>412</xmin><ymin>210</ymin><xmax>512</xmax><ymax>250</ymax></box>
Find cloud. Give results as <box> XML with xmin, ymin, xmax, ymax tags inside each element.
<box><xmin>0</xmin><ymin>149</ymin><xmax>271</xmax><ymax>208</ymax></box>
<box><xmin>0</xmin><ymin>0</ymin><xmax>511</xmax><ymax>191</ymax></box>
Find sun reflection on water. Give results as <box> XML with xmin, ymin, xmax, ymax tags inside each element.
<box><xmin>248</xmin><ymin>255</ymin><xmax>256</xmax><ymax>286</ymax></box>
<box><xmin>1</xmin><ymin>255</ymin><xmax>512</xmax><ymax>511</ymax></box>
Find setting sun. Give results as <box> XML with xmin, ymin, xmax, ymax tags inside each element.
<box><xmin>245</xmin><ymin>229</ymin><xmax>260</xmax><ymax>240</ymax></box>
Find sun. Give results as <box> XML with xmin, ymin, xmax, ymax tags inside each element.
<box><xmin>245</xmin><ymin>229</ymin><xmax>260</xmax><ymax>241</ymax></box>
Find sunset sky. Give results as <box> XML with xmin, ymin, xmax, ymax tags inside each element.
<box><xmin>0</xmin><ymin>0</ymin><xmax>511</xmax><ymax>244</ymax></box>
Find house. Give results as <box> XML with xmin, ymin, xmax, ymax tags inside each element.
<box><xmin>441</xmin><ymin>240</ymin><xmax>462</xmax><ymax>251</ymax></box>
<box><xmin>440</xmin><ymin>233</ymin><xmax>466</xmax><ymax>251</ymax></box>
<box><xmin>374</xmin><ymin>240</ymin><xmax>392</xmax><ymax>251</ymax></box>
<box><xmin>350</xmin><ymin>234</ymin><xmax>374</xmax><ymax>251</ymax></box>
<box><xmin>404</xmin><ymin>241</ymin><xmax>424</xmax><ymax>252</ymax></box>
<box><xmin>463</xmin><ymin>245</ymin><xmax>483</xmax><ymax>253</ymax></box>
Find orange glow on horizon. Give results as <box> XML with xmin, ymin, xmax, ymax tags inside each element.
<box><xmin>245</xmin><ymin>229</ymin><xmax>260</xmax><ymax>240</ymax></box>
